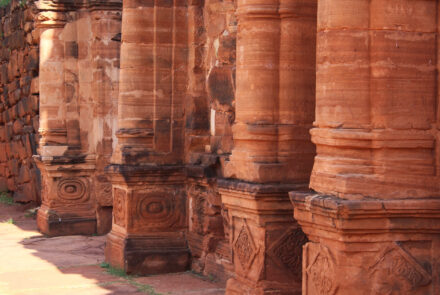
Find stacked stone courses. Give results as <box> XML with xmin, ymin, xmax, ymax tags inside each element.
<box><xmin>0</xmin><ymin>0</ymin><xmax>39</xmax><ymax>203</ymax></box>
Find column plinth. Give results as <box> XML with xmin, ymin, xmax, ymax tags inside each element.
<box><xmin>220</xmin><ymin>180</ymin><xmax>308</xmax><ymax>295</ymax></box>
<box><xmin>291</xmin><ymin>192</ymin><xmax>440</xmax><ymax>294</ymax></box>
<box><xmin>35</xmin><ymin>155</ymin><xmax>96</xmax><ymax>236</ymax></box>
<box><xmin>104</xmin><ymin>164</ymin><xmax>189</xmax><ymax>274</ymax></box>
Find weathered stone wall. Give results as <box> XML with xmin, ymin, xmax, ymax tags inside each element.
<box><xmin>0</xmin><ymin>0</ymin><xmax>39</xmax><ymax>203</ymax></box>
<box><xmin>186</xmin><ymin>0</ymin><xmax>236</xmax><ymax>283</ymax></box>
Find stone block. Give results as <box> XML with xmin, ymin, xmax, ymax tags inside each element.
<box><xmin>13</xmin><ymin>181</ymin><xmax>36</xmax><ymax>202</ymax></box>
<box><xmin>7</xmin><ymin>177</ymin><xmax>15</xmax><ymax>191</ymax></box>
<box><xmin>12</xmin><ymin>118</ymin><xmax>23</xmax><ymax>134</ymax></box>
<box><xmin>30</xmin><ymin>77</ymin><xmax>38</xmax><ymax>94</ymax></box>
<box><xmin>17</xmin><ymin>163</ymin><xmax>30</xmax><ymax>183</ymax></box>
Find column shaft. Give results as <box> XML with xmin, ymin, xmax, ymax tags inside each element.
<box><xmin>292</xmin><ymin>1</ymin><xmax>440</xmax><ymax>294</ymax></box>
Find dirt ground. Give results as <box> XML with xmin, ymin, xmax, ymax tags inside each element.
<box><xmin>0</xmin><ymin>202</ymin><xmax>225</xmax><ymax>295</ymax></box>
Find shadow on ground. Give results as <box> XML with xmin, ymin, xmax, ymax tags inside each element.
<box><xmin>0</xmin><ymin>203</ymin><xmax>225</xmax><ymax>295</ymax></box>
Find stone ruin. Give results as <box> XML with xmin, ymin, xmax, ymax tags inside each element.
<box><xmin>0</xmin><ymin>0</ymin><xmax>440</xmax><ymax>294</ymax></box>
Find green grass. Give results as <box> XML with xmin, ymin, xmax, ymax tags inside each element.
<box><xmin>99</xmin><ymin>263</ymin><xmax>162</xmax><ymax>294</ymax></box>
<box><xmin>2</xmin><ymin>218</ymin><xmax>15</xmax><ymax>224</ymax></box>
<box><xmin>0</xmin><ymin>192</ymin><xmax>14</xmax><ymax>206</ymax></box>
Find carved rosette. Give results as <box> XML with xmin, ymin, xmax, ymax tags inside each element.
<box><xmin>133</xmin><ymin>192</ymin><xmax>185</xmax><ymax>230</ymax></box>
<box><xmin>113</xmin><ymin>188</ymin><xmax>126</xmax><ymax>227</ymax></box>
<box><xmin>233</xmin><ymin>220</ymin><xmax>258</xmax><ymax>271</ymax></box>
<box><xmin>268</xmin><ymin>227</ymin><xmax>308</xmax><ymax>280</ymax></box>
<box><xmin>57</xmin><ymin>178</ymin><xmax>88</xmax><ymax>203</ymax></box>
<box><xmin>306</xmin><ymin>244</ymin><xmax>337</xmax><ymax>295</ymax></box>
<box><xmin>369</xmin><ymin>243</ymin><xmax>431</xmax><ymax>294</ymax></box>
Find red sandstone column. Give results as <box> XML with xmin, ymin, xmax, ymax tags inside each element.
<box><xmin>38</xmin><ymin>14</ymin><xmax>67</xmax><ymax>152</ymax></box>
<box><xmin>35</xmin><ymin>1</ymin><xmax>122</xmax><ymax>236</ymax></box>
<box><xmin>90</xmin><ymin>8</ymin><xmax>122</xmax><ymax>234</ymax></box>
<box><xmin>224</xmin><ymin>0</ymin><xmax>281</xmax><ymax>183</ymax></box>
<box><xmin>220</xmin><ymin>0</ymin><xmax>317</xmax><ymax>293</ymax></box>
<box><xmin>291</xmin><ymin>0</ymin><xmax>440</xmax><ymax>293</ymax></box>
<box><xmin>35</xmin><ymin>9</ymin><xmax>98</xmax><ymax>236</ymax></box>
<box><xmin>105</xmin><ymin>0</ymin><xmax>190</xmax><ymax>274</ymax></box>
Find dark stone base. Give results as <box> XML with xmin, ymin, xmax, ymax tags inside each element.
<box><xmin>37</xmin><ymin>208</ymin><xmax>97</xmax><ymax>236</ymax></box>
<box><xmin>226</xmin><ymin>278</ymin><xmax>301</xmax><ymax>295</ymax></box>
<box><xmin>105</xmin><ymin>231</ymin><xmax>190</xmax><ymax>275</ymax></box>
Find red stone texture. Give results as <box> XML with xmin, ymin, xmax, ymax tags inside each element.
<box><xmin>34</xmin><ymin>0</ymin><xmax>122</xmax><ymax>236</ymax></box>
<box><xmin>0</xmin><ymin>0</ymin><xmax>40</xmax><ymax>203</ymax></box>
<box><xmin>1</xmin><ymin>0</ymin><xmax>438</xmax><ymax>294</ymax></box>
<box><xmin>291</xmin><ymin>0</ymin><xmax>440</xmax><ymax>294</ymax></box>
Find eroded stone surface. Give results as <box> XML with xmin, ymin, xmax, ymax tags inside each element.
<box><xmin>1</xmin><ymin>0</ymin><xmax>438</xmax><ymax>294</ymax></box>
<box><xmin>0</xmin><ymin>0</ymin><xmax>40</xmax><ymax>203</ymax></box>
<box><xmin>291</xmin><ymin>1</ymin><xmax>440</xmax><ymax>294</ymax></box>
<box><xmin>35</xmin><ymin>0</ymin><xmax>121</xmax><ymax>236</ymax></box>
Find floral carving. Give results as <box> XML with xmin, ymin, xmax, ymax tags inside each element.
<box><xmin>369</xmin><ymin>242</ymin><xmax>431</xmax><ymax>294</ymax></box>
<box><xmin>306</xmin><ymin>245</ymin><xmax>337</xmax><ymax>295</ymax></box>
<box><xmin>193</xmin><ymin>195</ymin><xmax>205</xmax><ymax>234</ymax></box>
<box><xmin>113</xmin><ymin>188</ymin><xmax>126</xmax><ymax>227</ymax></box>
<box><xmin>233</xmin><ymin>221</ymin><xmax>257</xmax><ymax>271</ymax></box>
<box><xmin>268</xmin><ymin>227</ymin><xmax>308</xmax><ymax>279</ymax></box>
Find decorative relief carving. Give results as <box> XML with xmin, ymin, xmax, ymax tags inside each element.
<box><xmin>193</xmin><ymin>195</ymin><xmax>205</xmax><ymax>234</ymax></box>
<box><xmin>268</xmin><ymin>227</ymin><xmax>308</xmax><ymax>279</ymax></box>
<box><xmin>113</xmin><ymin>188</ymin><xmax>126</xmax><ymax>227</ymax></box>
<box><xmin>306</xmin><ymin>245</ymin><xmax>337</xmax><ymax>295</ymax></box>
<box><xmin>221</xmin><ymin>204</ymin><xmax>230</xmax><ymax>240</ymax></box>
<box><xmin>57</xmin><ymin>178</ymin><xmax>88</xmax><ymax>202</ymax></box>
<box><xmin>134</xmin><ymin>191</ymin><xmax>184</xmax><ymax>230</ymax></box>
<box><xmin>369</xmin><ymin>242</ymin><xmax>431</xmax><ymax>294</ymax></box>
<box><xmin>233</xmin><ymin>220</ymin><xmax>257</xmax><ymax>271</ymax></box>
<box><xmin>95</xmin><ymin>180</ymin><xmax>113</xmax><ymax>206</ymax></box>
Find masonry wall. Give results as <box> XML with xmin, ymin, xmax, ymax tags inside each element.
<box><xmin>0</xmin><ymin>0</ymin><xmax>39</xmax><ymax>203</ymax></box>
<box><xmin>186</xmin><ymin>0</ymin><xmax>236</xmax><ymax>282</ymax></box>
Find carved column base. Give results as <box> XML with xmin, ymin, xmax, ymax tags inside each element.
<box><xmin>35</xmin><ymin>156</ymin><xmax>97</xmax><ymax>236</ymax></box>
<box><xmin>218</xmin><ymin>180</ymin><xmax>308</xmax><ymax>295</ymax></box>
<box><xmin>105</xmin><ymin>230</ymin><xmax>190</xmax><ymax>275</ymax></box>
<box><xmin>105</xmin><ymin>165</ymin><xmax>190</xmax><ymax>275</ymax></box>
<box><xmin>290</xmin><ymin>192</ymin><xmax>440</xmax><ymax>295</ymax></box>
<box><xmin>37</xmin><ymin>207</ymin><xmax>96</xmax><ymax>236</ymax></box>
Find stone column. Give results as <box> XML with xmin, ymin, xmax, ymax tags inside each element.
<box><xmin>220</xmin><ymin>0</ymin><xmax>317</xmax><ymax>293</ymax></box>
<box><xmin>38</xmin><ymin>12</ymin><xmax>68</xmax><ymax>153</ymax></box>
<box><xmin>35</xmin><ymin>8</ymin><xmax>97</xmax><ymax>236</ymax></box>
<box><xmin>34</xmin><ymin>0</ymin><xmax>122</xmax><ymax>236</ymax></box>
<box><xmin>105</xmin><ymin>0</ymin><xmax>190</xmax><ymax>274</ymax></box>
<box><xmin>291</xmin><ymin>0</ymin><xmax>440</xmax><ymax>294</ymax></box>
<box><xmin>89</xmin><ymin>5</ymin><xmax>122</xmax><ymax>235</ymax></box>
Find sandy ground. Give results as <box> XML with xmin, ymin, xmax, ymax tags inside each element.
<box><xmin>0</xmin><ymin>203</ymin><xmax>225</xmax><ymax>295</ymax></box>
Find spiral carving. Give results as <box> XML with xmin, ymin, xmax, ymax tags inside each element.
<box><xmin>57</xmin><ymin>178</ymin><xmax>87</xmax><ymax>202</ymax></box>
